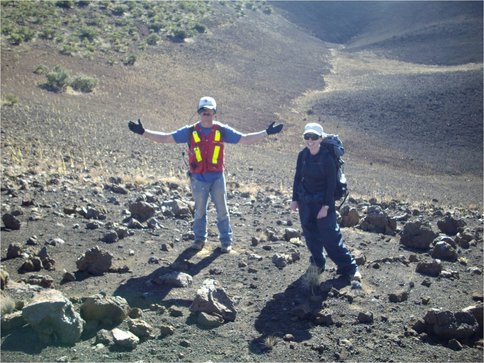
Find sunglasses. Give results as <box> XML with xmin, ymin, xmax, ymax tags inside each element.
<box><xmin>304</xmin><ymin>134</ymin><xmax>320</xmax><ymax>140</ymax></box>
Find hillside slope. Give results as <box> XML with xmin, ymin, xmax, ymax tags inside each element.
<box><xmin>271</xmin><ymin>1</ymin><xmax>483</xmax><ymax>206</ymax></box>
<box><xmin>272</xmin><ymin>1</ymin><xmax>483</xmax><ymax>65</ymax></box>
<box><xmin>1</xmin><ymin>1</ymin><xmax>482</xmax><ymax>207</ymax></box>
<box><xmin>1</xmin><ymin>2</ymin><xmax>483</xmax><ymax>363</ymax></box>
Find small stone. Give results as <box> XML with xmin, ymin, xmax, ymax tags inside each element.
<box><xmin>283</xmin><ymin>333</ymin><xmax>295</xmax><ymax>341</ymax></box>
<box><xmin>159</xmin><ymin>324</ymin><xmax>175</xmax><ymax>338</ymax></box>
<box><xmin>448</xmin><ymin>338</ymin><xmax>463</xmax><ymax>351</ymax></box>
<box><xmin>357</xmin><ymin>311</ymin><xmax>374</xmax><ymax>324</ymax></box>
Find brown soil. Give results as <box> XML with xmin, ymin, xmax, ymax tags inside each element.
<box><xmin>1</xmin><ymin>3</ymin><xmax>483</xmax><ymax>362</ymax></box>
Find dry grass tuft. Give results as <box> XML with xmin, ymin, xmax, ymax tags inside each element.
<box><xmin>301</xmin><ymin>264</ymin><xmax>321</xmax><ymax>291</ymax></box>
<box><xmin>263</xmin><ymin>335</ymin><xmax>278</xmax><ymax>350</ymax></box>
<box><xmin>0</xmin><ymin>293</ymin><xmax>16</xmax><ymax>315</ymax></box>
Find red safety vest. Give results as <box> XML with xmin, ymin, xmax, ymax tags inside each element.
<box><xmin>188</xmin><ymin>123</ymin><xmax>224</xmax><ymax>174</ymax></box>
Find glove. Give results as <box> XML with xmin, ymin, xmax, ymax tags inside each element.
<box><xmin>266</xmin><ymin>121</ymin><xmax>283</xmax><ymax>135</ymax></box>
<box><xmin>128</xmin><ymin>119</ymin><xmax>145</xmax><ymax>135</ymax></box>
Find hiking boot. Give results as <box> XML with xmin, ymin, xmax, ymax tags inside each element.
<box><xmin>349</xmin><ymin>270</ymin><xmax>362</xmax><ymax>282</ymax></box>
<box><xmin>191</xmin><ymin>240</ymin><xmax>205</xmax><ymax>251</ymax></box>
<box><xmin>220</xmin><ymin>245</ymin><xmax>232</xmax><ymax>253</ymax></box>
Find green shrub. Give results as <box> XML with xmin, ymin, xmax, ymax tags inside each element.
<box><xmin>86</xmin><ymin>15</ymin><xmax>103</xmax><ymax>27</ymax></box>
<box><xmin>170</xmin><ymin>28</ymin><xmax>189</xmax><ymax>42</ymax></box>
<box><xmin>71</xmin><ymin>74</ymin><xmax>98</xmax><ymax>93</ymax></box>
<box><xmin>78</xmin><ymin>26</ymin><xmax>97</xmax><ymax>42</ymax></box>
<box><xmin>112</xmin><ymin>4</ymin><xmax>128</xmax><ymax>16</ymax></box>
<box><xmin>194</xmin><ymin>24</ymin><xmax>206</xmax><ymax>34</ymax></box>
<box><xmin>7</xmin><ymin>26</ymin><xmax>35</xmax><ymax>45</ymax></box>
<box><xmin>33</xmin><ymin>64</ymin><xmax>49</xmax><ymax>75</ymax></box>
<box><xmin>2</xmin><ymin>94</ymin><xmax>19</xmax><ymax>106</ymax></box>
<box><xmin>60</xmin><ymin>43</ymin><xmax>77</xmax><ymax>56</ymax></box>
<box><xmin>114</xmin><ymin>17</ymin><xmax>129</xmax><ymax>27</ymax></box>
<box><xmin>0</xmin><ymin>0</ymin><xmax>253</xmax><ymax>58</ymax></box>
<box><xmin>55</xmin><ymin>0</ymin><xmax>74</xmax><ymax>9</ymax></box>
<box><xmin>46</xmin><ymin>65</ymin><xmax>70</xmax><ymax>92</ymax></box>
<box><xmin>39</xmin><ymin>27</ymin><xmax>56</xmax><ymax>40</ymax></box>
<box><xmin>245</xmin><ymin>2</ymin><xmax>256</xmax><ymax>11</ymax></box>
<box><xmin>149</xmin><ymin>21</ymin><xmax>163</xmax><ymax>33</ymax></box>
<box><xmin>123</xmin><ymin>54</ymin><xmax>136</xmax><ymax>66</ymax></box>
<box><xmin>146</xmin><ymin>33</ymin><xmax>160</xmax><ymax>45</ymax></box>
<box><xmin>8</xmin><ymin>33</ymin><xmax>23</xmax><ymax>45</ymax></box>
<box><xmin>77</xmin><ymin>0</ymin><xmax>90</xmax><ymax>7</ymax></box>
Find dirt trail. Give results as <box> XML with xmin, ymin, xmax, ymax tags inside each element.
<box><xmin>295</xmin><ymin>47</ymin><xmax>483</xmax><ymax>101</ymax></box>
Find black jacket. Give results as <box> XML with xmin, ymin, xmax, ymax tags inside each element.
<box><xmin>292</xmin><ymin>146</ymin><xmax>337</xmax><ymax>207</ymax></box>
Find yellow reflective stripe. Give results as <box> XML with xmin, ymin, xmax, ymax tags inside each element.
<box><xmin>192</xmin><ymin>131</ymin><xmax>201</xmax><ymax>143</ymax></box>
<box><xmin>194</xmin><ymin>147</ymin><xmax>202</xmax><ymax>162</ymax></box>
<box><xmin>214</xmin><ymin>130</ymin><xmax>221</xmax><ymax>142</ymax></box>
<box><xmin>212</xmin><ymin>145</ymin><xmax>220</xmax><ymax>164</ymax></box>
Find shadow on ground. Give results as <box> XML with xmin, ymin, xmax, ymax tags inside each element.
<box><xmin>114</xmin><ymin>246</ymin><xmax>221</xmax><ymax>309</ymax></box>
<box><xmin>1</xmin><ymin>325</ymin><xmax>48</xmax><ymax>354</ymax></box>
<box><xmin>249</xmin><ymin>274</ymin><xmax>352</xmax><ymax>354</ymax></box>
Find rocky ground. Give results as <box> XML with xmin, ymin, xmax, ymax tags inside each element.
<box><xmin>1</xmin><ymin>2</ymin><xmax>483</xmax><ymax>363</ymax></box>
<box><xmin>1</xmin><ymin>169</ymin><xmax>483</xmax><ymax>362</ymax></box>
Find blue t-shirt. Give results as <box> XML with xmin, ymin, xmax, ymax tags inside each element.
<box><xmin>172</xmin><ymin>121</ymin><xmax>243</xmax><ymax>182</ymax></box>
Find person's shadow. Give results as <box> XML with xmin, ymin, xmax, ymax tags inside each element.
<box><xmin>113</xmin><ymin>246</ymin><xmax>221</xmax><ymax>310</ymax></box>
<box><xmin>249</xmin><ymin>273</ymin><xmax>352</xmax><ymax>354</ymax></box>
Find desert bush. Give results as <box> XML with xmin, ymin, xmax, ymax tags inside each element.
<box><xmin>113</xmin><ymin>42</ymin><xmax>128</xmax><ymax>53</ymax></box>
<box><xmin>123</xmin><ymin>54</ymin><xmax>137</xmax><ymax>66</ymax></box>
<box><xmin>107</xmin><ymin>57</ymin><xmax>116</xmax><ymax>66</ymax></box>
<box><xmin>85</xmin><ymin>12</ymin><xmax>106</xmax><ymax>27</ymax></box>
<box><xmin>130</xmin><ymin>6</ymin><xmax>144</xmax><ymax>18</ymax></box>
<box><xmin>194</xmin><ymin>24</ymin><xmax>206</xmax><ymax>34</ymax></box>
<box><xmin>78</xmin><ymin>26</ymin><xmax>97</xmax><ymax>42</ymax></box>
<box><xmin>264</xmin><ymin>335</ymin><xmax>277</xmax><ymax>350</ymax></box>
<box><xmin>114</xmin><ymin>17</ymin><xmax>129</xmax><ymax>27</ymax></box>
<box><xmin>263</xmin><ymin>6</ymin><xmax>272</xmax><ymax>15</ymax></box>
<box><xmin>60</xmin><ymin>43</ymin><xmax>77</xmax><ymax>56</ymax></box>
<box><xmin>0</xmin><ymin>294</ymin><xmax>15</xmax><ymax>315</ymax></box>
<box><xmin>146</xmin><ymin>33</ymin><xmax>160</xmax><ymax>45</ymax></box>
<box><xmin>245</xmin><ymin>2</ymin><xmax>256</xmax><ymax>11</ymax></box>
<box><xmin>301</xmin><ymin>264</ymin><xmax>321</xmax><ymax>293</ymax></box>
<box><xmin>55</xmin><ymin>0</ymin><xmax>74</xmax><ymax>9</ymax></box>
<box><xmin>2</xmin><ymin>94</ymin><xmax>19</xmax><ymax>106</ymax></box>
<box><xmin>149</xmin><ymin>21</ymin><xmax>163</xmax><ymax>33</ymax></box>
<box><xmin>39</xmin><ymin>26</ymin><xmax>57</xmax><ymax>40</ymax></box>
<box><xmin>46</xmin><ymin>65</ymin><xmax>70</xmax><ymax>92</ymax></box>
<box><xmin>77</xmin><ymin>0</ymin><xmax>90</xmax><ymax>7</ymax></box>
<box><xmin>70</xmin><ymin>74</ymin><xmax>99</xmax><ymax>93</ymax></box>
<box><xmin>8</xmin><ymin>33</ymin><xmax>24</xmax><ymax>45</ymax></box>
<box><xmin>0</xmin><ymin>0</ymin><xmax>256</xmax><ymax>57</ymax></box>
<box><xmin>112</xmin><ymin>4</ymin><xmax>128</xmax><ymax>16</ymax></box>
<box><xmin>170</xmin><ymin>28</ymin><xmax>189</xmax><ymax>42</ymax></box>
<box><xmin>33</xmin><ymin>64</ymin><xmax>49</xmax><ymax>75</ymax></box>
<box><xmin>7</xmin><ymin>26</ymin><xmax>35</xmax><ymax>45</ymax></box>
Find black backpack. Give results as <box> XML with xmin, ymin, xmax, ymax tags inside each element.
<box><xmin>303</xmin><ymin>135</ymin><xmax>349</xmax><ymax>207</ymax></box>
<box><xmin>332</xmin><ymin>153</ymin><xmax>348</xmax><ymax>202</ymax></box>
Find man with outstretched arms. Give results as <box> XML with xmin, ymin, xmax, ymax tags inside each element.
<box><xmin>128</xmin><ymin>96</ymin><xmax>283</xmax><ymax>253</ymax></box>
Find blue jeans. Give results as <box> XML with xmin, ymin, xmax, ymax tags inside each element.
<box><xmin>191</xmin><ymin>174</ymin><xmax>233</xmax><ymax>246</ymax></box>
<box><xmin>298</xmin><ymin>202</ymin><xmax>357</xmax><ymax>275</ymax></box>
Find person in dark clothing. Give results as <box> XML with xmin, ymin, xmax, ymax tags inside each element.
<box><xmin>290</xmin><ymin>122</ymin><xmax>361</xmax><ymax>282</ymax></box>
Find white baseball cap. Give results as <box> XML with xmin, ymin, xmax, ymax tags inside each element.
<box><xmin>198</xmin><ymin>96</ymin><xmax>217</xmax><ymax>113</ymax></box>
<box><xmin>303</xmin><ymin>122</ymin><xmax>326</xmax><ymax>137</ymax></box>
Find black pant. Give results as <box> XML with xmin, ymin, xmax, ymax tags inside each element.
<box><xmin>298</xmin><ymin>202</ymin><xmax>357</xmax><ymax>275</ymax></box>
